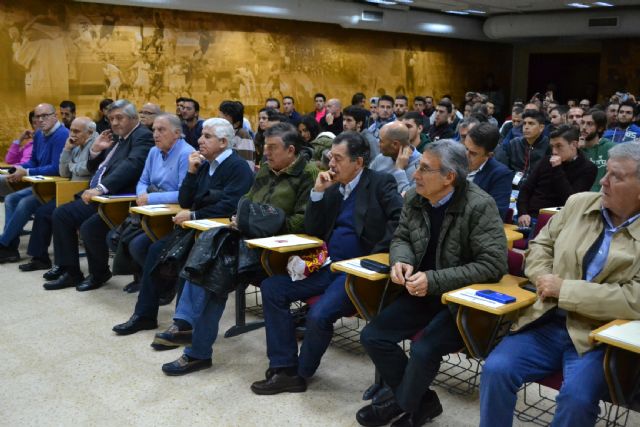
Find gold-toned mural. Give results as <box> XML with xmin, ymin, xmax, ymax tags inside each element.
<box><xmin>0</xmin><ymin>0</ymin><xmax>512</xmax><ymax>157</ymax></box>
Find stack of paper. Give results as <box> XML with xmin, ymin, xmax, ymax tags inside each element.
<box><xmin>136</xmin><ymin>204</ymin><xmax>170</xmax><ymax>213</ymax></box>
<box><xmin>184</xmin><ymin>219</ymin><xmax>228</xmax><ymax>229</ymax></box>
<box><xmin>245</xmin><ymin>234</ymin><xmax>319</xmax><ymax>248</ymax></box>
<box><xmin>597</xmin><ymin>321</ymin><xmax>640</xmax><ymax>348</ymax></box>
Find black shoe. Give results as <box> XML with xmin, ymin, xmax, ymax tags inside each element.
<box><xmin>356</xmin><ymin>398</ymin><xmax>404</xmax><ymax>427</ymax></box>
<box><xmin>122</xmin><ymin>281</ymin><xmax>140</xmax><ymax>293</ymax></box>
<box><xmin>0</xmin><ymin>246</ymin><xmax>20</xmax><ymax>263</ymax></box>
<box><xmin>390</xmin><ymin>390</ymin><xmax>442</xmax><ymax>427</ymax></box>
<box><xmin>161</xmin><ymin>355</ymin><xmax>212</xmax><ymax>376</ymax></box>
<box><xmin>43</xmin><ymin>272</ymin><xmax>85</xmax><ymax>291</ymax></box>
<box><xmin>151</xmin><ymin>323</ymin><xmax>192</xmax><ymax>350</ymax></box>
<box><xmin>250</xmin><ymin>370</ymin><xmax>307</xmax><ymax>395</ymax></box>
<box><xmin>112</xmin><ymin>314</ymin><xmax>157</xmax><ymax>335</ymax></box>
<box><xmin>76</xmin><ymin>272</ymin><xmax>112</xmax><ymax>292</ymax></box>
<box><xmin>43</xmin><ymin>265</ymin><xmax>64</xmax><ymax>281</ymax></box>
<box><xmin>19</xmin><ymin>258</ymin><xmax>52</xmax><ymax>272</ymax></box>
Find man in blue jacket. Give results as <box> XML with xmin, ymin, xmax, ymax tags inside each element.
<box><xmin>603</xmin><ymin>100</ymin><xmax>640</xmax><ymax>143</ymax></box>
<box><xmin>463</xmin><ymin>123</ymin><xmax>514</xmax><ymax>219</ymax></box>
<box><xmin>0</xmin><ymin>103</ymin><xmax>67</xmax><ymax>262</ymax></box>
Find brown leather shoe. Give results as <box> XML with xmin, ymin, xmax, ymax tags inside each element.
<box><xmin>151</xmin><ymin>323</ymin><xmax>192</xmax><ymax>350</ymax></box>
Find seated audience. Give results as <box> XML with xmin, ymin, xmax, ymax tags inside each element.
<box><xmin>480</xmin><ymin>142</ymin><xmax>640</xmax><ymax>427</ymax></box>
<box><xmin>44</xmin><ymin>100</ymin><xmax>153</xmax><ymax>291</ymax></box>
<box><xmin>96</xmin><ymin>98</ymin><xmax>114</xmax><ymax>133</ymax></box>
<box><xmin>4</xmin><ymin>111</ymin><xmax>35</xmax><ymax>166</ymax></box>
<box><xmin>370</xmin><ymin>121</ymin><xmax>421</xmax><ymax>195</ymax></box>
<box><xmin>253</xmin><ymin>107</ymin><xmax>273</xmax><ymax>163</ymax></box>
<box><xmin>357</xmin><ymin>140</ymin><xmax>507</xmax><ymax>427</ymax></box>
<box><xmin>581</xmin><ymin>109</ymin><xmax>615</xmax><ymax>192</ymax></box>
<box><xmin>427</xmin><ymin>100</ymin><xmax>455</xmax><ymax>142</ymax></box>
<box><xmin>0</xmin><ymin>103</ymin><xmax>68</xmax><ymax>263</ymax></box>
<box><xmin>464</xmin><ymin>123</ymin><xmax>514</xmax><ymax>219</ymax></box>
<box><xmin>59</xmin><ymin>100</ymin><xmax>76</xmax><ymax>129</ymax></box>
<box><xmin>283</xmin><ymin>96</ymin><xmax>302</xmax><ymax>126</ymax></box>
<box><xmin>312</xmin><ymin>93</ymin><xmax>327</xmax><ymax>123</ymax></box>
<box><xmin>320</xmin><ymin>98</ymin><xmax>344</xmax><ymax>135</ymax></box>
<box><xmin>603</xmin><ymin>100</ymin><xmax>640</xmax><ymax>143</ymax></box>
<box><xmin>567</xmin><ymin>107</ymin><xmax>584</xmax><ymax>128</ymax></box>
<box><xmin>496</xmin><ymin>110</ymin><xmax>550</xmax><ymax>189</ymax></box>
<box><xmin>157</xmin><ymin>123</ymin><xmax>317</xmax><ymax>374</ymax></box>
<box><xmin>343</xmin><ymin>105</ymin><xmax>379</xmax><ymax>161</ymax></box>
<box><xmin>19</xmin><ymin>117</ymin><xmax>97</xmax><ymax>272</ymax></box>
<box><xmin>219</xmin><ymin>100</ymin><xmax>256</xmax><ymax>169</ymax></box>
<box><xmin>181</xmin><ymin>98</ymin><xmax>203</xmax><ymax>149</ymax></box>
<box><xmin>250</xmin><ymin>132</ymin><xmax>403</xmax><ymax>395</ymax></box>
<box><xmin>368</xmin><ymin>95</ymin><xmax>396</xmax><ymax>140</ymax></box>
<box><xmin>517</xmin><ymin>125</ymin><xmax>597</xmax><ymax>228</ymax></box>
<box><xmin>112</xmin><ymin>118</ymin><xmax>254</xmax><ymax>335</ymax></box>
<box><xmin>402</xmin><ymin>111</ymin><xmax>430</xmax><ymax>153</ymax></box>
<box><xmin>500</xmin><ymin>106</ymin><xmax>523</xmax><ymax>147</ymax></box>
<box><xmin>297</xmin><ymin>115</ymin><xmax>320</xmax><ymax>146</ymax></box>
<box><xmin>139</xmin><ymin>103</ymin><xmax>162</xmax><ymax>129</ymax></box>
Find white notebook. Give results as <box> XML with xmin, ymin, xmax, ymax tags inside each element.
<box><xmin>597</xmin><ymin>321</ymin><xmax>640</xmax><ymax>348</ymax></box>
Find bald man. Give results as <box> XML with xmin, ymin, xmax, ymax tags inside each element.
<box><xmin>0</xmin><ymin>103</ymin><xmax>68</xmax><ymax>263</ymax></box>
<box><xmin>139</xmin><ymin>103</ymin><xmax>162</xmax><ymax>129</ymax></box>
<box><xmin>19</xmin><ymin>117</ymin><xmax>97</xmax><ymax>272</ymax></box>
<box><xmin>320</xmin><ymin>98</ymin><xmax>344</xmax><ymax>135</ymax></box>
<box><xmin>369</xmin><ymin>121</ymin><xmax>422</xmax><ymax>195</ymax></box>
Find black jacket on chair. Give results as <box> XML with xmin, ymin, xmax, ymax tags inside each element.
<box><xmin>304</xmin><ymin>168</ymin><xmax>403</xmax><ymax>255</ymax></box>
<box><xmin>87</xmin><ymin>123</ymin><xmax>154</xmax><ymax>195</ymax></box>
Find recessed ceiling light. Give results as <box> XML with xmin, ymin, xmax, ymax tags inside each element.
<box><xmin>593</xmin><ymin>1</ymin><xmax>614</xmax><ymax>6</ymax></box>
<box><xmin>366</xmin><ymin>0</ymin><xmax>398</xmax><ymax>5</ymax></box>
<box><xmin>419</xmin><ymin>23</ymin><xmax>454</xmax><ymax>34</ymax></box>
<box><xmin>444</xmin><ymin>10</ymin><xmax>470</xmax><ymax>15</ymax></box>
<box><xmin>465</xmin><ymin>9</ymin><xmax>486</xmax><ymax>14</ymax></box>
<box><xmin>567</xmin><ymin>2</ymin><xmax>591</xmax><ymax>8</ymax></box>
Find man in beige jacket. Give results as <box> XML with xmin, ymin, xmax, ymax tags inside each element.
<box><xmin>480</xmin><ymin>141</ymin><xmax>640</xmax><ymax>427</ymax></box>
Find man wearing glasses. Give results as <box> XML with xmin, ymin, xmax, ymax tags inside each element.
<box><xmin>0</xmin><ymin>103</ymin><xmax>68</xmax><ymax>263</ymax></box>
<box><xmin>356</xmin><ymin>140</ymin><xmax>507</xmax><ymax>426</ymax></box>
<box><xmin>138</xmin><ymin>103</ymin><xmax>162</xmax><ymax>129</ymax></box>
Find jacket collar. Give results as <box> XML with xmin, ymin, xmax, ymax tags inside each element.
<box><xmin>582</xmin><ymin>194</ymin><xmax>640</xmax><ymax>241</ymax></box>
<box><xmin>407</xmin><ymin>180</ymin><xmax>468</xmax><ymax>213</ymax></box>
<box><xmin>270</xmin><ymin>155</ymin><xmax>307</xmax><ymax>177</ymax></box>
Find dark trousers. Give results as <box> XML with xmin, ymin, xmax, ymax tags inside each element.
<box><xmin>27</xmin><ymin>199</ymin><xmax>56</xmax><ymax>260</ymax></box>
<box><xmin>360</xmin><ymin>293</ymin><xmax>464</xmax><ymax>413</ymax></box>
<box><xmin>52</xmin><ymin>199</ymin><xmax>102</xmax><ymax>275</ymax></box>
<box><xmin>134</xmin><ymin>235</ymin><xmax>170</xmax><ymax>320</ymax></box>
<box><xmin>260</xmin><ymin>267</ymin><xmax>355</xmax><ymax>378</ymax></box>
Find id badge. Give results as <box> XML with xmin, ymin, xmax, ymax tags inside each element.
<box><xmin>513</xmin><ymin>171</ymin><xmax>524</xmax><ymax>186</ymax></box>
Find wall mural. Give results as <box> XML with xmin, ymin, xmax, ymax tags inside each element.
<box><xmin>0</xmin><ymin>0</ymin><xmax>512</xmax><ymax>157</ymax></box>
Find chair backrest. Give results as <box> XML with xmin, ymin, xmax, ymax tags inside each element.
<box><xmin>507</xmin><ymin>250</ymin><xmax>525</xmax><ymax>277</ymax></box>
<box><xmin>504</xmin><ymin>208</ymin><xmax>514</xmax><ymax>225</ymax></box>
<box><xmin>532</xmin><ymin>212</ymin><xmax>553</xmax><ymax>240</ymax></box>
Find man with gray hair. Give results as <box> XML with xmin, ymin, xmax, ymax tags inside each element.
<box><xmin>370</xmin><ymin>121</ymin><xmax>421</xmax><ymax>195</ymax></box>
<box><xmin>44</xmin><ymin>99</ymin><xmax>154</xmax><ymax>291</ymax></box>
<box><xmin>357</xmin><ymin>139</ymin><xmax>508</xmax><ymax>427</ymax></box>
<box><xmin>320</xmin><ymin>98</ymin><xmax>344</xmax><ymax>135</ymax></box>
<box><xmin>480</xmin><ymin>141</ymin><xmax>640</xmax><ymax>427</ymax></box>
<box><xmin>0</xmin><ymin>103</ymin><xmax>68</xmax><ymax>263</ymax></box>
<box><xmin>19</xmin><ymin>117</ymin><xmax>98</xmax><ymax>273</ymax></box>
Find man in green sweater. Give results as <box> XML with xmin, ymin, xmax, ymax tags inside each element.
<box><xmin>581</xmin><ymin>109</ymin><xmax>614</xmax><ymax>192</ymax></box>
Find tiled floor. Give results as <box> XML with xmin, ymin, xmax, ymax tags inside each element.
<box><xmin>0</xmin><ymin>209</ymin><xmax>637</xmax><ymax>426</ymax></box>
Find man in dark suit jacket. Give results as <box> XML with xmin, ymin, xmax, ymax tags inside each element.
<box><xmin>44</xmin><ymin>100</ymin><xmax>154</xmax><ymax>291</ymax></box>
<box><xmin>251</xmin><ymin>131</ymin><xmax>403</xmax><ymax>395</ymax></box>
<box><xmin>463</xmin><ymin>123</ymin><xmax>514</xmax><ymax>219</ymax></box>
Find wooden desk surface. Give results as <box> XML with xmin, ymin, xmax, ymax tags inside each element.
<box><xmin>540</xmin><ymin>207</ymin><xmax>562</xmax><ymax>215</ymax></box>
<box><xmin>130</xmin><ymin>204</ymin><xmax>182</xmax><ymax>216</ymax></box>
<box><xmin>590</xmin><ymin>320</ymin><xmax>640</xmax><ymax>354</ymax></box>
<box><xmin>331</xmin><ymin>253</ymin><xmax>390</xmax><ymax>281</ymax></box>
<box><xmin>246</xmin><ymin>234</ymin><xmax>323</xmax><ymax>253</ymax></box>
<box><xmin>442</xmin><ymin>275</ymin><xmax>533</xmax><ymax>315</ymax></box>
<box><xmin>504</xmin><ymin>228</ymin><xmax>524</xmax><ymax>243</ymax></box>
<box><xmin>22</xmin><ymin>176</ymin><xmax>68</xmax><ymax>183</ymax></box>
<box><xmin>182</xmin><ymin>218</ymin><xmax>231</xmax><ymax>231</ymax></box>
<box><xmin>503</xmin><ymin>224</ymin><xmax>518</xmax><ymax>231</ymax></box>
<box><xmin>92</xmin><ymin>195</ymin><xmax>137</xmax><ymax>203</ymax></box>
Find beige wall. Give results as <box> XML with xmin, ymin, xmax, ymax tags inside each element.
<box><xmin>0</xmin><ymin>0</ymin><xmax>512</xmax><ymax>157</ymax></box>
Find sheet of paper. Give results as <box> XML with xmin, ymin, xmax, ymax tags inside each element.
<box><xmin>335</xmin><ymin>260</ymin><xmax>379</xmax><ymax>276</ymax></box>
<box><xmin>107</xmin><ymin>194</ymin><xmax>136</xmax><ymax>199</ymax></box>
<box><xmin>245</xmin><ymin>234</ymin><xmax>319</xmax><ymax>248</ymax></box>
<box><xmin>597</xmin><ymin>321</ymin><xmax>640</xmax><ymax>348</ymax></box>
<box><xmin>184</xmin><ymin>219</ymin><xmax>228</xmax><ymax>229</ymax></box>
<box><xmin>447</xmin><ymin>288</ymin><xmax>505</xmax><ymax>308</ymax></box>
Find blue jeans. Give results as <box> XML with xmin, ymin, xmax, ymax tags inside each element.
<box><xmin>480</xmin><ymin>314</ymin><xmax>606</xmax><ymax>427</ymax></box>
<box><xmin>260</xmin><ymin>266</ymin><xmax>355</xmax><ymax>378</ymax></box>
<box><xmin>183</xmin><ymin>282</ymin><xmax>228</xmax><ymax>360</ymax></box>
<box><xmin>174</xmin><ymin>280</ymin><xmax>208</xmax><ymax>327</ymax></box>
<box><xmin>1</xmin><ymin>187</ymin><xmax>41</xmax><ymax>250</ymax></box>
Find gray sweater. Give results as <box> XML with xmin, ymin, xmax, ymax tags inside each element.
<box><xmin>59</xmin><ymin>132</ymin><xmax>96</xmax><ymax>180</ymax></box>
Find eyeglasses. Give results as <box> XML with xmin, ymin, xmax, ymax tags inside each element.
<box><xmin>34</xmin><ymin>112</ymin><xmax>55</xmax><ymax>120</ymax></box>
<box><xmin>417</xmin><ymin>165</ymin><xmax>444</xmax><ymax>174</ymax></box>
<box><xmin>139</xmin><ymin>111</ymin><xmax>157</xmax><ymax>115</ymax></box>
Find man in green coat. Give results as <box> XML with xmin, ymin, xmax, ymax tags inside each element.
<box><xmin>581</xmin><ymin>109</ymin><xmax>615</xmax><ymax>192</ymax></box>
<box><xmin>356</xmin><ymin>139</ymin><xmax>508</xmax><ymax>427</ymax></box>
